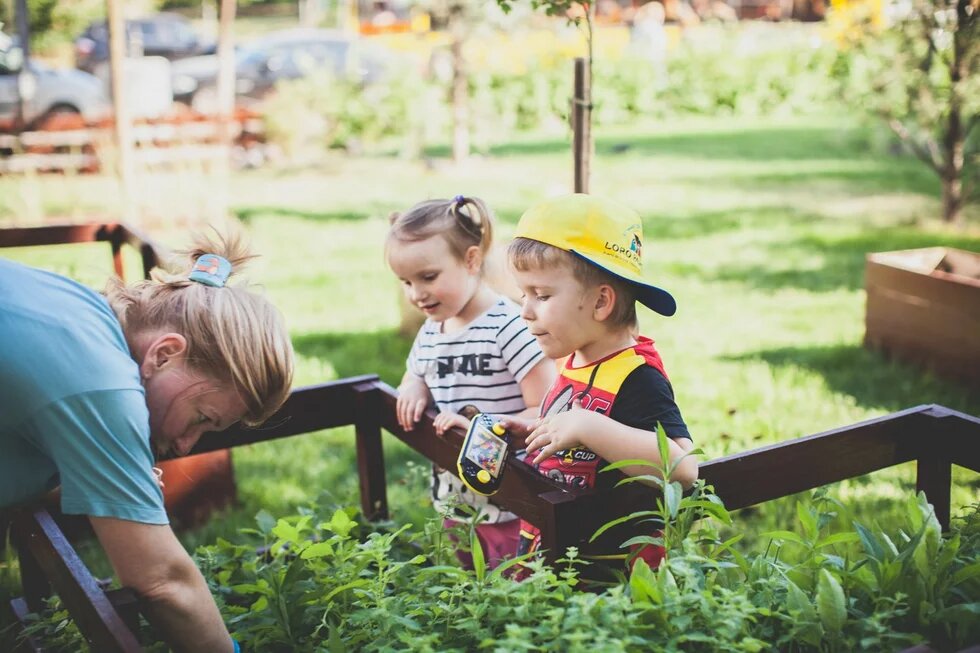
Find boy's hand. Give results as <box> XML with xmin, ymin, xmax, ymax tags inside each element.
<box><xmin>493</xmin><ymin>415</ymin><xmax>537</xmax><ymax>440</ymax></box>
<box><xmin>524</xmin><ymin>400</ymin><xmax>603</xmax><ymax>464</ymax></box>
<box><xmin>396</xmin><ymin>376</ymin><xmax>430</xmax><ymax>432</ymax></box>
<box><xmin>433</xmin><ymin>412</ymin><xmax>469</xmax><ymax>436</ymax></box>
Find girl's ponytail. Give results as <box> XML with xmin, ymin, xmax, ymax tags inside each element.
<box><xmin>386</xmin><ymin>196</ymin><xmax>497</xmax><ymax>270</ymax></box>
<box><xmin>450</xmin><ymin>195</ymin><xmax>493</xmax><ymax>257</ymax></box>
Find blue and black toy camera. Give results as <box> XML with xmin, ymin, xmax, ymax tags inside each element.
<box><xmin>456</xmin><ymin>413</ymin><xmax>510</xmax><ymax>496</ymax></box>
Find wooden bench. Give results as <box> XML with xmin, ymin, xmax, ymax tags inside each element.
<box><xmin>8</xmin><ymin>374</ymin><xmax>979</xmax><ymax>652</ymax></box>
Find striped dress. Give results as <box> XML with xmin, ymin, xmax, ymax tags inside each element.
<box><xmin>407</xmin><ymin>296</ymin><xmax>545</xmax><ymax>523</ymax></box>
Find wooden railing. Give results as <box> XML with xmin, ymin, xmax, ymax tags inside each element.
<box><xmin>0</xmin><ymin>115</ymin><xmax>265</xmax><ymax>175</ymax></box>
<box><xmin>0</xmin><ymin>222</ymin><xmax>162</xmax><ymax>281</ymax></box>
<box><xmin>9</xmin><ymin>374</ymin><xmax>979</xmax><ymax>652</ymax></box>
<box><xmin>4</xmin><ymin>224</ymin><xmax>978</xmax><ymax>651</ymax></box>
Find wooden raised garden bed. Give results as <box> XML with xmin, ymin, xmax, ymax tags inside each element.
<box><xmin>865</xmin><ymin>247</ymin><xmax>980</xmax><ymax>385</ymax></box>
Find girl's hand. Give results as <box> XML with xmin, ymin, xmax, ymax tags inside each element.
<box><xmin>396</xmin><ymin>376</ymin><xmax>430</xmax><ymax>432</ymax></box>
<box><xmin>524</xmin><ymin>400</ymin><xmax>599</xmax><ymax>464</ymax></box>
<box><xmin>433</xmin><ymin>411</ymin><xmax>469</xmax><ymax>436</ymax></box>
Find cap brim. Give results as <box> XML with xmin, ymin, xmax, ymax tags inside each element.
<box><xmin>570</xmin><ymin>251</ymin><xmax>677</xmax><ymax>317</ymax></box>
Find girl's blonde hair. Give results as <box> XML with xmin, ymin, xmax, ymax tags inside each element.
<box><xmin>105</xmin><ymin>230</ymin><xmax>294</xmax><ymax>427</ymax></box>
<box><xmin>386</xmin><ymin>196</ymin><xmax>495</xmax><ymax>269</ymax></box>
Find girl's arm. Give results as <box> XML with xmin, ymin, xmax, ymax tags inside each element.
<box><xmin>396</xmin><ymin>370</ymin><xmax>431</xmax><ymax>432</ymax></box>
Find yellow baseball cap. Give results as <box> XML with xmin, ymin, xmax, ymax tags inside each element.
<box><xmin>514</xmin><ymin>194</ymin><xmax>676</xmax><ymax>316</ymax></box>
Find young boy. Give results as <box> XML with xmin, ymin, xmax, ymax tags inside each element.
<box><xmin>502</xmin><ymin>193</ymin><xmax>698</xmax><ymax>576</ymax></box>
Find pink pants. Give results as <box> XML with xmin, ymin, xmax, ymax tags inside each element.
<box><xmin>443</xmin><ymin>518</ymin><xmax>521</xmax><ymax>570</ymax></box>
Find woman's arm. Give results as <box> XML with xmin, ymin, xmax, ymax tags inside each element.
<box><xmin>90</xmin><ymin>517</ymin><xmax>234</xmax><ymax>653</ymax></box>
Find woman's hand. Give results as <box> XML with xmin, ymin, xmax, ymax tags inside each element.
<box><xmin>396</xmin><ymin>375</ymin><xmax>430</xmax><ymax>432</ymax></box>
<box><xmin>433</xmin><ymin>411</ymin><xmax>469</xmax><ymax>436</ymax></box>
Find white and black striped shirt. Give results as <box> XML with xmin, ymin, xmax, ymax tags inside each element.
<box><xmin>407</xmin><ymin>296</ymin><xmax>545</xmax><ymax>522</ymax></box>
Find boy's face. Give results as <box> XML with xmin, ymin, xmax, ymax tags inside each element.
<box><xmin>512</xmin><ymin>262</ymin><xmax>597</xmax><ymax>360</ymax></box>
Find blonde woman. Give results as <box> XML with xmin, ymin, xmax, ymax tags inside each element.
<box><xmin>0</xmin><ymin>231</ymin><xmax>293</xmax><ymax>653</ymax></box>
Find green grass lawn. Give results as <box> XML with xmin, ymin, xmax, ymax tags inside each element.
<box><xmin>1</xmin><ymin>114</ymin><xmax>978</xmax><ymax>587</ymax></box>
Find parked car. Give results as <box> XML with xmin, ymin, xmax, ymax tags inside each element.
<box><xmin>169</xmin><ymin>28</ymin><xmax>389</xmax><ymax>113</ymax></box>
<box><xmin>74</xmin><ymin>13</ymin><xmax>215</xmax><ymax>74</ymax></box>
<box><xmin>0</xmin><ymin>33</ymin><xmax>110</xmax><ymax>129</ymax></box>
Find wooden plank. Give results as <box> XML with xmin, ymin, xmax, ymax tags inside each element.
<box><xmin>372</xmin><ymin>382</ymin><xmax>574</xmax><ymax>528</ymax></box>
<box><xmin>134</xmin><ymin>145</ymin><xmax>228</xmax><ymax>166</ymax></box>
<box><xmin>698</xmin><ymin>406</ymin><xmax>933</xmax><ymax>511</ymax></box>
<box><xmin>186</xmin><ymin>376</ymin><xmax>379</xmax><ymax>454</ymax></box>
<box><xmin>0</xmin><ymin>153</ymin><xmax>98</xmax><ymax>174</ymax></box>
<box><xmin>9</xmin><ymin>597</ymin><xmax>46</xmax><ymax>653</ymax></box>
<box><xmin>18</xmin><ymin>130</ymin><xmax>98</xmax><ymax>148</ymax></box>
<box><xmin>0</xmin><ymin>224</ymin><xmax>107</xmax><ymax>249</ymax></box>
<box><xmin>0</xmin><ymin>223</ymin><xmax>163</xmax><ymax>282</ymax></box>
<box><xmin>13</xmin><ymin>510</ymin><xmax>143</xmax><ymax>652</ymax></box>
<box><xmin>866</xmin><ymin>259</ymin><xmax>980</xmax><ymax>319</ymax></box>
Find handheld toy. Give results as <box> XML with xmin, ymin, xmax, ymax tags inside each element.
<box><xmin>456</xmin><ymin>413</ymin><xmax>510</xmax><ymax>496</ymax></box>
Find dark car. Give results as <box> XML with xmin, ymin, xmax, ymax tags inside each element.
<box><xmin>169</xmin><ymin>28</ymin><xmax>389</xmax><ymax>113</ymax></box>
<box><xmin>74</xmin><ymin>13</ymin><xmax>215</xmax><ymax>74</ymax></box>
<box><xmin>1</xmin><ymin>33</ymin><xmax>110</xmax><ymax>129</ymax></box>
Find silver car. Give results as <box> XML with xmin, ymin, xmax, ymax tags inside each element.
<box><xmin>0</xmin><ymin>33</ymin><xmax>110</xmax><ymax>129</ymax></box>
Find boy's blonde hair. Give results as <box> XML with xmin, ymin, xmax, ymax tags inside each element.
<box><xmin>105</xmin><ymin>230</ymin><xmax>294</xmax><ymax>427</ymax></box>
<box><xmin>509</xmin><ymin>237</ymin><xmax>638</xmax><ymax>328</ymax></box>
<box><xmin>386</xmin><ymin>196</ymin><xmax>495</xmax><ymax>268</ymax></box>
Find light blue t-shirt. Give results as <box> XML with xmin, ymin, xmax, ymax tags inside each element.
<box><xmin>0</xmin><ymin>258</ymin><xmax>167</xmax><ymax>524</ymax></box>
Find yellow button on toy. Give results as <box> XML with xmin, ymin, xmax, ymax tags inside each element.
<box><xmin>477</xmin><ymin>469</ymin><xmax>491</xmax><ymax>483</ymax></box>
<box><xmin>491</xmin><ymin>423</ymin><xmax>506</xmax><ymax>436</ymax></box>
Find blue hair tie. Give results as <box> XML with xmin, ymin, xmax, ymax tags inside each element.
<box><xmin>453</xmin><ymin>195</ymin><xmax>465</xmax><ymax>204</ymax></box>
<box><xmin>189</xmin><ymin>253</ymin><xmax>232</xmax><ymax>288</ymax></box>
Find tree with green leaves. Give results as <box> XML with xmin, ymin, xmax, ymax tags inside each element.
<box><xmin>496</xmin><ymin>0</ymin><xmax>595</xmax><ymax>191</ymax></box>
<box><xmin>836</xmin><ymin>0</ymin><xmax>979</xmax><ymax>226</ymax></box>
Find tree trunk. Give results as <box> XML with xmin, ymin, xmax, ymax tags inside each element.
<box><xmin>941</xmin><ymin>176</ymin><xmax>963</xmax><ymax>226</ymax></box>
<box><xmin>941</xmin><ymin>0</ymin><xmax>971</xmax><ymax>228</ymax></box>
<box><xmin>450</xmin><ymin>9</ymin><xmax>468</xmax><ymax>163</ymax></box>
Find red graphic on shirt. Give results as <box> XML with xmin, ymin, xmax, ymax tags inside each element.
<box><xmin>516</xmin><ymin>338</ymin><xmax>670</xmax><ymax>568</ymax></box>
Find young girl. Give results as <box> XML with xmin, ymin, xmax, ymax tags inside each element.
<box><xmin>386</xmin><ymin>195</ymin><xmax>555</xmax><ymax>569</ymax></box>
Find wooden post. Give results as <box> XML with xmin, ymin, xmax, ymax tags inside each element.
<box><xmin>572</xmin><ymin>57</ymin><xmax>591</xmax><ymax>194</ymax></box>
<box><xmin>214</xmin><ymin>0</ymin><xmax>237</xmax><ymax>223</ymax></box>
<box><xmin>106</xmin><ymin>0</ymin><xmax>136</xmax><ymax>225</ymax></box>
<box><xmin>14</xmin><ymin>0</ymin><xmax>30</xmax><ymax>131</ymax></box>
<box><xmin>14</xmin><ymin>532</ymin><xmax>50</xmax><ymax>613</ymax></box>
<box><xmin>353</xmin><ymin>381</ymin><xmax>389</xmax><ymax>521</ymax></box>
<box><xmin>916</xmin><ymin>454</ymin><xmax>951</xmax><ymax>531</ymax></box>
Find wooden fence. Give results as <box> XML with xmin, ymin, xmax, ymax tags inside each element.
<box><xmin>8</xmin><ymin>378</ymin><xmax>979</xmax><ymax>652</ymax></box>
<box><xmin>0</xmin><ymin>222</ymin><xmax>161</xmax><ymax>279</ymax></box>
<box><xmin>0</xmin><ymin>115</ymin><xmax>265</xmax><ymax>175</ymax></box>
<box><xmin>3</xmin><ymin>223</ymin><xmax>978</xmax><ymax>652</ymax></box>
